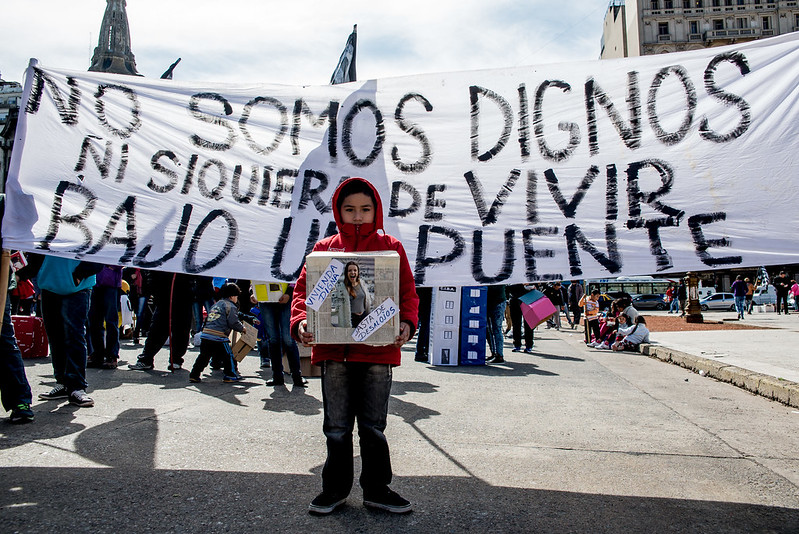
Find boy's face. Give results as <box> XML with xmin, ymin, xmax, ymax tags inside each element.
<box><xmin>340</xmin><ymin>193</ymin><xmax>375</xmax><ymax>226</ymax></box>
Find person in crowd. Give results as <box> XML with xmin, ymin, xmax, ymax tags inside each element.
<box><xmin>1</xmin><ymin>262</ymin><xmax>34</xmax><ymax>423</ymax></box>
<box><xmin>790</xmin><ymin>280</ymin><xmax>799</xmax><ymax>312</ymax></box>
<box><xmin>291</xmin><ymin>177</ymin><xmax>419</xmax><ymax>515</ymax></box>
<box><xmin>30</xmin><ymin>255</ymin><xmax>102</xmax><ymax>408</ymax></box>
<box><xmin>677</xmin><ymin>279</ymin><xmax>688</xmax><ymax>317</ymax></box>
<box><xmin>568</xmin><ymin>280</ymin><xmax>584</xmax><ymax>330</ymax></box>
<box><xmin>580</xmin><ymin>289</ymin><xmax>602</xmax><ymax>344</ymax></box>
<box><xmin>248</xmin><ymin>302</ymin><xmax>271</xmax><ymax>369</ymax></box>
<box><xmin>414</xmin><ymin>287</ymin><xmax>432</xmax><ymax>363</ymax></box>
<box><xmin>9</xmin><ymin>264</ymin><xmax>35</xmax><ymax>316</ymax></box>
<box><xmin>254</xmin><ymin>283</ymin><xmax>306</xmax><ymax>388</ymax></box>
<box><xmin>560</xmin><ymin>283</ymin><xmax>572</xmax><ymax>327</ymax></box>
<box><xmin>486</xmin><ymin>285</ymin><xmax>507</xmax><ymax>364</ymax></box>
<box><xmin>589</xmin><ymin>300</ymin><xmax>623</xmax><ymax>350</ymax></box>
<box><xmin>731</xmin><ymin>274</ymin><xmax>748</xmax><ymax>320</ymax></box>
<box><xmin>744</xmin><ymin>277</ymin><xmax>755</xmax><ymax>314</ymax></box>
<box><xmin>544</xmin><ymin>282</ymin><xmax>563</xmax><ymax>330</ymax></box>
<box><xmin>344</xmin><ymin>261</ymin><xmax>372</xmax><ymax>328</ymax></box>
<box><xmin>126</xmin><ymin>268</ymin><xmax>150</xmax><ymax>344</ymax></box>
<box><xmin>128</xmin><ymin>271</ymin><xmax>193</xmax><ymax>371</ymax></box>
<box><xmin>612</xmin><ymin>315</ymin><xmax>650</xmax><ymax>352</ymax></box>
<box><xmin>87</xmin><ymin>265</ymin><xmax>123</xmax><ymax>369</ymax></box>
<box><xmin>189</xmin><ymin>283</ymin><xmax>255</xmax><ymax>383</ymax></box>
<box><xmin>507</xmin><ymin>283</ymin><xmax>535</xmax><ymax>353</ymax></box>
<box><xmin>191</xmin><ymin>275</ymin><xmax>217</xmax><ymax>339</ymax></box>
<box><xmin>773</xmin><ymin>271</ymin><xmax>791</xmax><ymax>315</ymax></box>
<box><xmin>619</xmin><ymin>295</ymin><xmax>639</xmax><ymax>324</ymax></box>
<box><xmin>666</xmin><ymin>283</ymin><xmax>678</xmax><ymax>314</ymax></box>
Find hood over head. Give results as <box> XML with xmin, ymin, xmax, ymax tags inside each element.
<box><xmin>331</xmin><ymin>177</ymin><xmax>384</xmax><ymax>238</ymax></box>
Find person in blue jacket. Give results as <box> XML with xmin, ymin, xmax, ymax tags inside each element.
<box><xmin>35</xmin><ymin>255</ymin><xmax>102</xmax><ymax>407</ymax></box>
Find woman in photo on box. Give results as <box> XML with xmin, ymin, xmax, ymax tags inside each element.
<box><xmin>189</xmin><ymin>283</ymin><xmax>256</xmax><ymax>383</ymax></box>
<box><xmin>344</xmin><ymin>261</ymin><xmax>372</xmax><ymax>327</ymax></box>
<box><xmin>290</xmin><ymin>177</ymin><xmax>419</xmax><ymax>516</ymax></box>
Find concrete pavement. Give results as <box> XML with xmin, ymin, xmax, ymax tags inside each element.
<box><xmin>2</xmin><ymin>324</ymin><xmax>798</xmax><ymax>533</ymax></box>
<box><xmin>642</xmin><ymin>310</ymin><xmax>799</xmax><ymax>408</ymax></box>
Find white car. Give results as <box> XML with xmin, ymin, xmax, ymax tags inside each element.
<box><xmin>699</xmin><ymin>292</ymin><xmax>736</xmax><ymax>311</ymax></box>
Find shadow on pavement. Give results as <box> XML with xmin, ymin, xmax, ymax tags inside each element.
<box><xmin>0</xmin><ymin>466</ymin><xmax>796</xmax><ymax>533</ymax></box>
<box><xmin>423</xmin><ymin>360</ymin><xmax>560</xmax><ymax>377</ymax></box>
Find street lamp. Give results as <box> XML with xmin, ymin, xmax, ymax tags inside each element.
<box><xmin>685</xmin><ymin>271</ymin><xmax>704</xmax><ymax>323</ymax></box>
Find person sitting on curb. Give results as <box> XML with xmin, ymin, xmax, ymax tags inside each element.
<box><xmin>189</xmin><ymin>283</ymin><xmax>257</xmax><ymax>384</ymax></box>
<box><xmin>611</xmin><ymin>316</ymin><xmax>650</xmax><ymax>352</ymax></box>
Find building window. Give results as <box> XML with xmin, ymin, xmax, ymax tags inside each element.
<box><xmin>690</xmin><ymin>20</ymin><xmax>700</xmax><ymax>33</ymax></box>
<box><xmin>737</xmin><ymin>0</ymin><xmax>744</xmax><ymax>5</ymax></box>
<box><xmin>735</xmin><ymin>18</ymin><xmax>748</xmax><ymax>28</ymax></box>
<box><xmin>713</xmin><ymin>18</ymin><xmax>724</xmax><ymax>29</ymax></box>
<box><xmin>665</xmin><ymin>0</ymin><xmax>674</xmax><ymax>8</ymax></box>
<box><xmin>762</xmin><ymin>16</ymin><xmax>771</xmax><ymax>29</ymax></box>
<box><xmin>795</xmin><ymin>13</ymin><xmax>799</xmax><ymax>29</ymax></box>
<box><xmin>651</xmin><ymin>0</ymin><xmax>659</xmax><ymax>9</ymax></box>
<box><xmin>695</xmin><ymin>0</ymin><xmax>703</xmax><ymax>6</ymax></box>
<box><xmin>684</xmin><ymin>0</ymin><xmax>691</xmax><ymax>7</ymax></box>
<box><xmin>659</xmin><ymin>22</ymin><xmax>670</xmax><ymax>35</ymax></box>
<box><xmin>712</xmin><ymin>0</ymin><xmax>721</xmax><ymax>6</ymax></box>
<box><xmin>725</xmin><ymin>0</ymin><xmax>733</xmax><ymax>6</ymax></box>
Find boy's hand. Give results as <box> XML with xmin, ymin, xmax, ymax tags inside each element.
<box><xmin>278</xmin><ymin>294</ymin><xmax>290</xmax><ymax>304</ymax></box>
<box><xmin>393</xmin><ymin>322</ymin><xmax>411</xmax><ymax>347</ymax></box>
<box><xmin>298</xmin><ymin>320</ymin><xmax>314</xmax><ymax>346</ymax></box>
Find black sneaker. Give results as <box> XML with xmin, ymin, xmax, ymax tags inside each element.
<box><xmin>363</xmin><ymin>488</ymin><xmax>412</xmax><ymax>514</ymax></box>
<box><xmin>188</xmin><ymin>376</ymin><xmax>201</xmax><ymax>383</ymax></box>
<box><xmin>9</xmin><ymin>403</ymin><xmax>34</xmax><ymax>424</ymax></box>
<box><xmin>128</xmin><ymin>360</ymin><xmax>154</xmax><ymax>370</ymax></box>
<box><xmin>39</xmin><ymin>384</ymin><xmax>68</xmax><ymax>400</ymax></box>
<box><xmin>68</xmin><ymin>390</ymin><xmax>95</xmax><ymax>408</ymax></box>
<box><xmin>266</xmin><ymin>378</ymin><xmax>285</xmax><ymax>387</ymax></box>
<box><xmin>308</xmin><ymin>492</ymin><xmax>347</xmax><ymax>515</ymax></box>
<box><xmin>293</xmin><ymin>377</ymin><xmax>309</xmax><ymax>387</ymax></box>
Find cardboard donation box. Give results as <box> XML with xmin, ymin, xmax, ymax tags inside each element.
<box><xmin>230</xmin><ymin>322</ymin><xmax>258</xmax><ymax>362</ymax></box>
<box><xmin>459</xmin><ymin>286</ymin><xmax>487</xmax><ymax>366</ymax></box>
<box><xmin>305</xmin><ymin>251</ymin><xmax>400</xmax><ymax>344</ymax></box>
<box><xmin>429</xmin><ymin>286</ymin><xmax>461</xmax><ymax>366</ymax></box>
<box><xmin>519</xmin><ymin>290</ymin><xmax>557</xmax><ymax>329</ymax></box>
<box><xmin>253</xmin><ymin>281</ymin><xmax>288</xmax><ymax>302</ymax></box>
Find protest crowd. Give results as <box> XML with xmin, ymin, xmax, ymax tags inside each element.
<box><xmin>6</xmin><ymin>256</ymin><xmax>799</xmax><ymax>425</ymax></box>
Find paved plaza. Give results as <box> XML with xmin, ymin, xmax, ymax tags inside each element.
<box><xmin>1</xmin><ymin>311</ymin><xmax>798</xmax><ymax>533</ymax></box>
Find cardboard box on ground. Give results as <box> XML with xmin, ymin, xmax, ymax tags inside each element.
<box><xmin>283</xmin><ymin>343</ymin><xmax>321</xmax><ymax>377</ymax></box>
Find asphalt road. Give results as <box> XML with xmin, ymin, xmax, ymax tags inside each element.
<box><xmin>1</xmin><ymin>328</ymin><xmax>798</xmax><ymax>533</ymax></box>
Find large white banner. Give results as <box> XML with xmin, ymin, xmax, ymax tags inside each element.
<box><xmin>4</xmin><ymin>34</ymin><xmax>799</xmax><ymax>286</ymax></box>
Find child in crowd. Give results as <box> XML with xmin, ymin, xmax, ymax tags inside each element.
<box><xmin>291</xmin><ymin>177</ymin><xmax>419</xmax><ymax>516</ymax></box>
<box><xmin>189</xmin><ymin>283</ymin><xmax>255</xmax><ymax>383</ymax></box>
<box><xmin>612</xmin><ymin>315</ymin><xmax>650</xmax><ymax>352</ymax></box>
<box><xmin>579</xmin><ymin>289</ymin><xmax>602</xmax><ymax>344</ymax></box>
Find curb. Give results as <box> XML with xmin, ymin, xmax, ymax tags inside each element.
<box><xmin>640</xmin><ymin>343</ymin><xmax>799</xmax><ymax>409</ymax></box>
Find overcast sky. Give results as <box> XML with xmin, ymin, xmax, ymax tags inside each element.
<box><xmin>2</xmin><ymin>0</ymin><xmax>607</xmax><ymax>85</ymax></box>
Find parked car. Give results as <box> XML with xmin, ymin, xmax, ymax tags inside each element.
<box><xmin>631</xmin><ymin>294</ymin><xmax>667</xmax><ymax>310</ymax></box>
<box><xmin>699</xmin><ymin>292</ymin><xmax>736</xmax><ymax>311</ymax></box>
<box><xmin>752</xmin><ymin>286</ymin><xmax>777</xmax><ymax>305</ymax></box>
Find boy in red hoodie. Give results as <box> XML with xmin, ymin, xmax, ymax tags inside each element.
<box><xmin>291</xmin><ymin>177</ymin><xmax>419</xmax><ymax>515</ymax></box>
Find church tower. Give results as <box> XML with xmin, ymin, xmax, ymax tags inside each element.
<box><xmin>88</xmin><ymin>0</ymin><xmax>141</xmax><ymax>75</ymax></box>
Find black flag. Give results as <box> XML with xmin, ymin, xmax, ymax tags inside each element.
<box><xmin>160</xmin><ymin>58</ymin><xmax>182</xmax><ymax>80</ymax></box>
<box><xmin>330</xmin><ymin>25</ymin><xmax>357</xmax><ymax>85</ymax></box>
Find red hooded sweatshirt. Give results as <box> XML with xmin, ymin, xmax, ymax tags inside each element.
<box><xmin>290</xmin><ymin>177</ymin><xmax>419</xmax><ymax>366</ymax></box>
